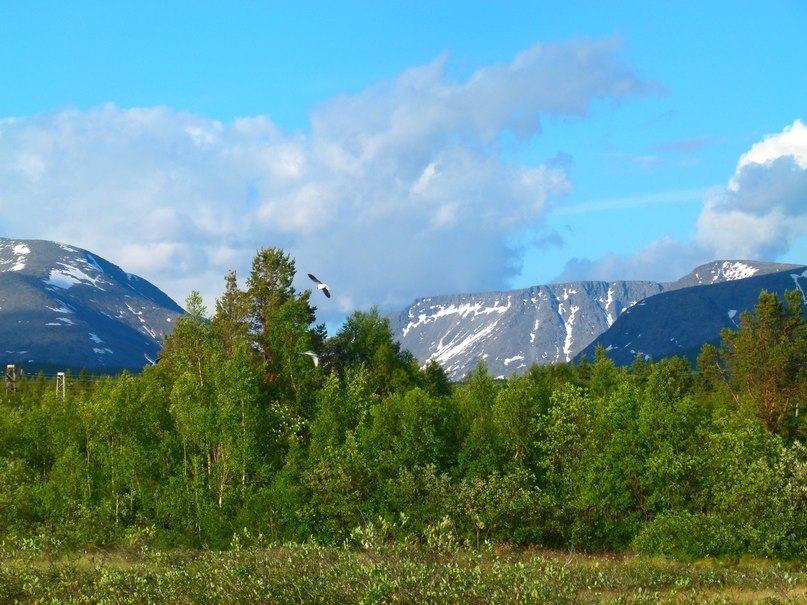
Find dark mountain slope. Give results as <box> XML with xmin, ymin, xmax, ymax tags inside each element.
<box><xmin>0</xmin><ymin>238</ymin><xmax>185</xmax><ymax>372</ymax></box>
<box><xmin>577</xmin><ymin>265</ymin><xmax>807</xmax><ymax>365</ymax></box>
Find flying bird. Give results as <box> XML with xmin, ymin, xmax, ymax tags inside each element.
<box><xmin>144</xmin><ymin>353</ymin><xmax>158</xmax><ymax>366</ymax></box>
<box><xmin>302</xmin><ymin>350</ymin><xmax>320</xmax><ymax>367</ymax></box>
<box><xmin>308</xmin><ymin>273</ymin><xmax>331</xmax><ymax>298</ymax></box>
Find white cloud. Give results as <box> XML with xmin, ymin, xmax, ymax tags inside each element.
<box><xmin>559</xmin><ymin>119</ymin><xmax>807</xmax><ymax>283</ymax></box>
<box><xmin>732</xmin><ymin>119</ymin><xmax>807</xmax><ymax>178</ymax></box>
<box><xmin>0</xmin><ymin>39</ymin><xmax>653</xmax><ymax>323</ymax></box>
<box><xmin>694</xmin><ymin>120</ymin><xmax>807</xmax><ymax>260</ymax></box>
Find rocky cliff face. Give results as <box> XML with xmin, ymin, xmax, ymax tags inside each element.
<box><xmin>389</xmin><ymin>260</ymin><xmax>804</xmax><ymax>380</ymax></box>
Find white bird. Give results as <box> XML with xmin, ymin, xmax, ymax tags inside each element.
<box><xmin>302</xmin><ymin>350</ymin><xmax>320</xmax><ymax>367</ymax></box>
<box><xmin>144</xmin><ymin>353</ymin><xmax>158</xmax><ymax>366</ymax></box>
<box><xmin>308</xmin><ymin>273</ymin><xmax>331</xmax><ymax>298</ymax></box>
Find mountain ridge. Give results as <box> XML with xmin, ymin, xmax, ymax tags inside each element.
<box><xmin>0</xmin><ymin>238</ymin><xmax>185</xmax><ymax>372</ymax></box>
<box><xmin>577</xmin><ymin>264</ymin><xmax>807</xmax><ymax>365</ymax></box>
<box><xmin>2</xmin><ymin>239</ymin><xmax>803</xmax><ymax>379</ymax></box>
<box><xmin>389</xmin><ymin>260</ymin><xmax>805</xmax><ymax>380</ymax></box>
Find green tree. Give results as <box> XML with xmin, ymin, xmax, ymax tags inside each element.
<box><xmin>76</xmin><ymin>372</ymin><xmax>172</xmax><ymax>534</ymax></box>
<box><xmin>246</xmin><ymin>247</ymin><xmax>319</xmax><ymax>391</ymax></box>
<box><xmin>636</xmin><ymin>359</ymin><xmax>707</xmax><ymax>515</ymax></box>
<box><xmin>243</xmin><ymin>248</ymin><xmax>323</xmax><ymax>466</ymax></box>
<box><xmin>325</xmin><ymin>307</ymin><xmax>419</xmax><ymax>395</ymax></box>
<box><xmin>308</xmin><ymin>369</ymin><xmax>375</xmax><ymax>460</ymax></box>
<box><xmin>453</xmin><ymin>467</ymin><xmax>544</xmax><ymax>547</ymax></box>
<box><xmin>718</xmin><ymin>289</ymin><xmax>806</xmax><ymax>438</ymax></box>
<box><xmin>362</xmin><ymin>387</ymin><xmax>459</xmax><ymax>477</ymax></box>
<box><xmin>159</xmin><ymin>292</ymin><xmax>250</xmax><ymax>543</ymax></box>
<box><xmin>455</xmin><ymin>361</ymin><xmax>502</xmax><ymax>477</ymax></box>
<box><xmin>575</xmin><ymin>380</ymin><xmax>646</xmax><ymax>550</ymax></box>
<box><xmin>588</xmin><ymin>344</ymin><xmax>621</xmax><ymax>399</ymax></box>
<box><xmin>422</xmin><ymin>359</ymin><xmax>452</xmax><ymax>398</ymax></box>
<box><xmin>533</xmin><ymin>382</ymin><xmax>593</xmax><ymax>547</ymax></box>
<box><xmin>302</xmin><ymin>432</ymin><xmax>372</xmax><ymax>543</ymax></box>
<box><xmin>212</xmin><ymin>269</ymin><xmax>250</xmax><ymax>357</ymax></box>
<box><xmin>491</xmin><ymin>374</ymin><xmax>542</xmax><ymax>470</ymax></box>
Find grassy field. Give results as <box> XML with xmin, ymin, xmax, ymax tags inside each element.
<box><xmin>1</xmin><ymin>540</ymin><xmax>805</xmax><ymax>604</ymax></box>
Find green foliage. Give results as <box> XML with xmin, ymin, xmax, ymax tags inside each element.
<box><xmin>0</xmin><ymin>457</ymin><xmax>35</xmax><ymax>530</ymax></box>
<box><xmin>589</xmin><ymin>344</ymin><xmax>621</xmax><ymax>399</ymax></box>
<box><xmin>2</xmin><ymin>544</ymin><xmax>804</xmax><ymax>604</ymax></box>
<box><xmin>211</xmin><ymin>269</ymin><xmax>251</xmax><ymax>355</ymax></box>
<box><xmin>718</xmin><ymin>289</ymin><xmax>807</xmax><ymax>438</ymax></box>
<box><xmin>455</xmin><ymin>361</ymin><xmax>503</xmax><ymax>477</ymax></box>
<box><xmin>452</xmin><ymin>467</ymin><xmax>545</xmax><ymax>546</ymax></box>
<box><xmin>362</xmin><ymin>387</ymin><xmax>459</xmax><ymax>476</ymax></box>
<box><xmin>1</xmin><ymin>247</ymin><xmax>806</xmax><ymax>561</ymax></box>
<box><xmin>308</xmin><ymin>369</ymin><xmax>374</xmax><ymax>459</ymax></box>
<box><xmin>303</xmin><ymin>433</ymin><xmax>372</xmax><ymax>543</ymax></box>
<box><xmin>375</xmin><ymin>464</ymin><xmax>454</xmax><ymax>538</ymax></box>
<box><xmin>325</xmin><ymin>307</ymin><xmax>421</xmax><ymax>395</ymax></box>
<box><xmin>491</xmin><ymin>374</ymin><xmax>543</xmax><ymax>471</ymax></box>
<box><xmin>632</xmin><ymin>510</ymin><xmax>746</xmax><ymax>560</ymax></box>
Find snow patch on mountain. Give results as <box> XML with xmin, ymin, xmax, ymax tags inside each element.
<box><xmin>0</xmin><ymin>241</ymin><xmax>30</xmax><ymax>272</ymax></box>
<box><xmin>790</xmin><ymin>270</ymin><xmax>807</xmax><ymax>303</ymax></box>
<box><xmin>602</xmin><ymin>286</ymin><xmax>617</xmax><ymax>326</ymax></box>
<box><xmin>85</xmin><ymin>253</ymin><xmax>105</xmax><ymax>273</ymax></box>
<box><xmin>562</xmin><ymin>304</ymin><xmax>580</xmax><ymax>361</ymax></box>
<box><xmin>429</xmin><ymin>320</ymin><xmax>499</xmax><ymax>373</ymax></box>
<box><xmin>692</xmin><ymin>261</ymin><xmax>758</xmax><ymax>284</ymax></box>
<box><xmin>47</xmin><ymin>316</ymin><xmax>74</xmax><ymax>326</ymax></box>
<box><xmin>529</xmin><ymin>318</ymin><xmax>540</xmax><ymax>344</ymax></box>
<box><xmin>504</xmin><ymin>354</ymin><xmax>525</xmax><ymax>366</ymax></box>
<box><xmin>47</xmin><ymin>299</ymin><xmax>75</xmax><ymax>314</ymax></box>
<box><xmin>717</xmin><ymin>261</ymin><xmax>758</xmax><ymax>282</ymax></box>
<box><xmin>402</xmin><ymin>297</ymin><xmax>511</xmax><ymax>337</ymax></box>
<box><xmin>45</xmin><ymin>263</ymin><xmax>106</xmax><ymax>290</ymax></box>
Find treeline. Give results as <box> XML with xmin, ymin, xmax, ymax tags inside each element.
<box><xmin>0</xmin><ymin>248</ymin><xmax>805</xmax><ymax>560</ymax></box>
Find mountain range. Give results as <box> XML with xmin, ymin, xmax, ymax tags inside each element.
<box><xmin>0</xmin><ymin>238</ymin><xmax>185</xmax><ymax>373</ymax></box>
<box><xmin>389</xmin><ymin>260</ymin><xmax>807</xmax><ymax>380</ymax></box>
<box><xmin>577</xmin><ymin>264</ymin><xmax>807</xmax><ymax>366</ymax></box>
<box><xmin>2</xmin><ymin>237</ymin><xmax>804</xmax><ymax>380</ymax></box>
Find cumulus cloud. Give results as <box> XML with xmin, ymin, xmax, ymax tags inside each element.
<box><xmin>559</xmin><ymin>119</ymin><xmax>807</xmax><ymax>283</ymax></box>
<box><xmin>0</xmin><ymin>38</ymin><xmax>654</xmax><ymax>323</ymax></box>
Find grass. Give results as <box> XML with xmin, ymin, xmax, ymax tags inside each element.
<box><xmin>0</xmin><ymin>542</ymin><xmax>805</xmax><ymax>604</ymax></box>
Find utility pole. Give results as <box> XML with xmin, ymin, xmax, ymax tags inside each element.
<box><xmin>56</xmin><ymin>372</ymin><xmax>66</xmax><ymax>399</ymax></box>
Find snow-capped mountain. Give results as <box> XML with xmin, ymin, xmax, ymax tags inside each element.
<box><xmin>0</xmin><ymin>238</ymin><xmax>185</xmax><ymax>371</ymax></box>
<box><xmin>661</xmin><ymin>260</ymin><xmax>800</xmax><ymax>290</ymax></box>
<box><xmin>389</xmin><ymin>260</ymin><xmax>805</xmax><ymax>380</ymax></box>
<box><xmin>577</xmin><ymin>263</ymin><xmax>807</xmax><ymax>366</ymax></box>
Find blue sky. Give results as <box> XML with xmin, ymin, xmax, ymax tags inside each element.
<box><xmin>2</xmin><ymin>1</ymin><xmax>806</xmax><ymax>327</ymax></box>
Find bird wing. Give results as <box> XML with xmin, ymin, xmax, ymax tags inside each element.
<box><xmin>308</xmin><ymin>273</ymin><xmax>322</xmax><ymax>286</ymax></box>
<box><xmin>302</xmin><ymin>351</ymin><xmax>320</xmax><ymax>367</ymax></box>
